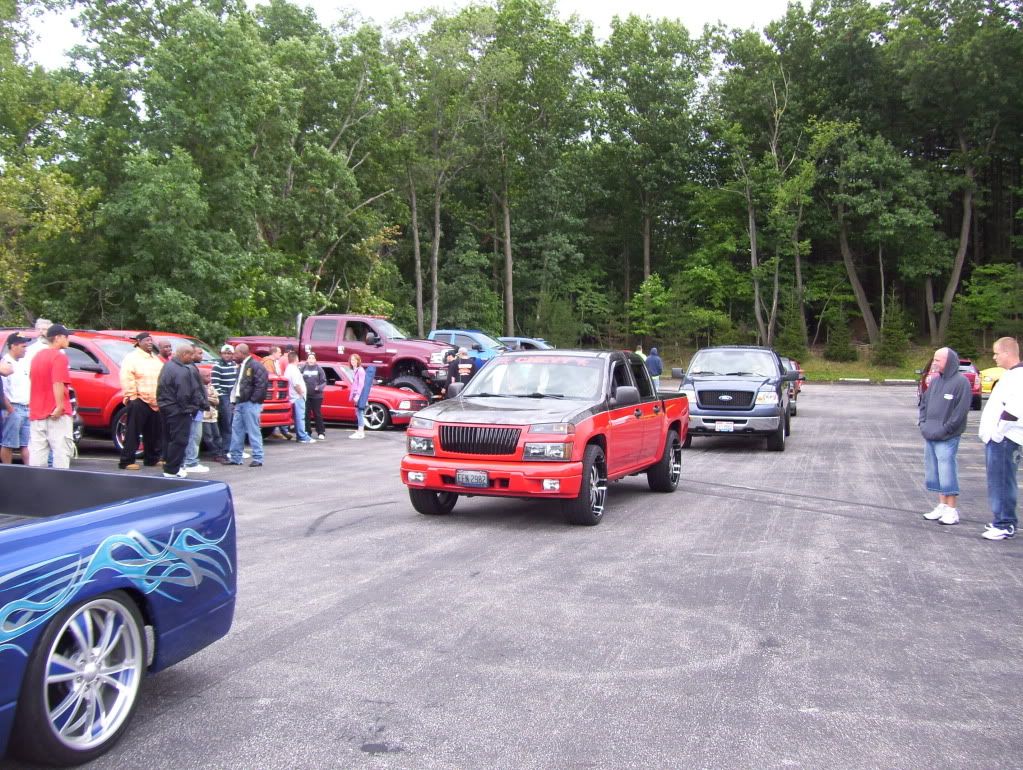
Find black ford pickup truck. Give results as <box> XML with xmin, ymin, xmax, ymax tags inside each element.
<box><xmin>672</xmin><ymin>345</ymin><xmax>798</xmax><ymax>451</ymax></box>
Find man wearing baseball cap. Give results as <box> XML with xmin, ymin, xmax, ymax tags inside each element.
<box><xmin>118</xmin><ymin>331</ymin><xmax>165</xmax><ymax>470</ymax></box>
<box><xmin>28</xmin><ymin>324</ymin><xmax>74</xmax><ymax>469</ymax></box>
<box><xmin>211</xmin><ymin>343</ymin><xmax>239</xmax><ymax>463</ymax></box>
<box><xmin>1</xmin><ymin>334</ymin><xmax>32</xmax><ymax>465</ymax></box>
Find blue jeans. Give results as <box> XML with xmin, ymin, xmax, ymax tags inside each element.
<box><xmin>229</xmin><ymin>401</ymin><xmax>263</xmax><ymax>463</ymax></box>
<box><xmin>356</xmin><ymin>405</ymin><xmax>366</xmax><ymax>430</ymax></box>
<box><xmin>924</xmin><ymin>436</ymin><xmax>960</xmax><ymax>496</ymax></box>
<box><xmin>291</xmin><ymin>398</ymin><xmax>310</xmax><ymax>441</ymax></box>
<box><xmin>986</xmin><ymin>439</ymin><xmax>1021</xmax><ymax>530</ymax></box>
<box><xmin>2</xmin><ymin>403</ymin><xmax>30</xmax><ymax>448</ymax></box>
<box><xmin>185</xmin><ymin>417</ymin><xmax>202</xmax><ymax>467</ymax></box>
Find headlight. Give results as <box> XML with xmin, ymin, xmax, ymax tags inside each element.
<box><xmin>982</xmin><ymin>376</ymin><xmax>992</xmax><ymax>383</ymax></box>
<box><xmin>410</xmin><ymin>416</ymin><xmax>434</xmax><ymax>430</ymax></box>
<box><xmin>398</xmin><ymin>400</ymin><xmax>411</xmax><ymax>410</ymax></box>
<box><xmin>754</xmin><ymin>391</ymin><xmax>779</xmax><ymax>405</ymax></box>
<box><xmin>407</xmin><ymin>435</ymin><xmax>435</xmax><ymax>455</ymax></box>
<box><xmin>679</xmin><ymin>386</ymin><xmax>695</xmax><ymax>398</ymax></box>
<box><xmin>523</xmin><ymin>442</ymin><xmax>572</xmax><ymax>461</ymax></box>
<box><xmin>528</xmin><ymin>423</ymin><xmax>575</xmax><ymax>434</ymax></box>
<box><xmin>429</xmin><ymin>350</ymin><xmax>447</xmax><ymax>364</ymax></box>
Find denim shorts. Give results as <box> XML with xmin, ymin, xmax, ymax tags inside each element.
<box><xmin>924</xmin><ymin>436</ymin><xmax>960</xmax><ymax>495</ymax></box>
<box><xmin>1</xmin><ymin>403</ymin><xmax>30</xmax><ymax>449</ymax></box>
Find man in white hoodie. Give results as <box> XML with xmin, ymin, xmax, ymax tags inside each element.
<box><xmin>979</xmin><ymin>337</ymin><xmax>1023</xmax><ymax>541</ymax></box>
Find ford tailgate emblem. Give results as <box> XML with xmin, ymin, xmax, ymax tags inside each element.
<box><xmin>718</xmin><ymin>394</ymin><xmax>733</xmax><ymax>402</ymax></box>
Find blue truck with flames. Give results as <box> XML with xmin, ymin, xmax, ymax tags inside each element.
<box><xmin>0</xmin><ymin>466</ymin><xmax>237</xmax><ymax>766</ymax></box>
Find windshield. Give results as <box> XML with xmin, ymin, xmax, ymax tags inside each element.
<box><xmin>376</xmin><ymin>320</ymin><xmax>408</xmax><ymax>340</ymax></box>
<box><xmin>155</xmin><ymin>335</ymin><xmax>218</xmax><ymax>364</ymax></box>
<box><xmin>474</xmin><ymin>332</ymin><xmax>503</xmax><ymax>350</ymax></box>
<box><xmin>462</xmin><ymin>356</ymin><xmax>604</xmax><ymax>400</ymax></box>
<box><xmin>94</xmin><ymin>339</ymin><xmax>138</xmax><ymax>366</ymax></box>
<box><xmin>687</xmin><ymin>350</ymin><xmax>778</xmax><ymax>378</ymax></box>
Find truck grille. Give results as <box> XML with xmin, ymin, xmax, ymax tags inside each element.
<box><xmin>439</xmin><ymin>425</ymin><xmax>521</xmax><ymax>455</ymax></box>
<box><xmin>697</xmin><ymin>390</ymin><xmax>754</xmax><ymax>409</ymax></box>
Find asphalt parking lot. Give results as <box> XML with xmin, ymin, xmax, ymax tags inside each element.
<box><xmin>16</xmin><ymin>384</ymin><xmax>1023</xmax><ymax>769</ymax></box>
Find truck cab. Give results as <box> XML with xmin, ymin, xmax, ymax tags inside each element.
<box><xmin>428</xmin><ymin>329</ymin><xmax>507</xmax><ymax>367</ymax></box>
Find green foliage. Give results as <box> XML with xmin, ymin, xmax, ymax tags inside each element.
<box><xmin>960</xmin><ymin>264</ymin><xmax>1023</xmax><ymax>339</ymax></box>
<box><xmin>944</xmin><ymin>302</ymin><xmax>979</xmax><ymax>360</ymax></box>
<box><xmin>873</xmin><ymin>301</ymin><xmax>910</xmax><ymax>367</ymax></box>
<box><xmin>438</xmin><ymin>233</ymin><xmax>502</xmax><ymax>333</ymax></box>
<box><xmin>775</xmin><ymin>298</ymin><xmax>808</xmax><ymax>360</ymax></box>
<box><xmin>628</xmin><ymin>273</ymin><xmax>670</xmax><ymax>340</ymax></box>
<box><xmin>824</xmin><ymin>307</ymin><xmax>857</xmax><ymax>362</ymax></box>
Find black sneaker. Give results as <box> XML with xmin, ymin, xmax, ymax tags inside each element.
<box><xmin>249</xmin><ymin>460</ymin><xmax>263</xmax><ymax>467</ymax></box>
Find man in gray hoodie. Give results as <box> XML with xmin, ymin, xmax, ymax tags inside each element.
<box><xmin>918</xmin><ymin>347</ymin><xmax>972</xmax><ymax>525</ymax></box>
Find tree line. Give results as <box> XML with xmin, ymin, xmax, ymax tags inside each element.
<box><xmin>1</xmin><ymin>0</ymin><xmax>1021</xmax><ymax>362</ymax></box>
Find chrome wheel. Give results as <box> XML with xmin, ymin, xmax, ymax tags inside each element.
<box><xmin>363</xmin><ymin>403</ymin><xmax>389</xmax><ymax>431</ymax></box>
<box><xmin>668</xmin><ymin>441</ymin><xmax>682</xmax><ymax>486</ymax></box>
<box><xmin>588</xmin><ymin>463</ymin><xmax>607</xmax><ymax>518</ymax></box>
<box><xmin>43</xmin><ymin>597</ymin><xmax>144</xmax><ymax>752</ymax></box>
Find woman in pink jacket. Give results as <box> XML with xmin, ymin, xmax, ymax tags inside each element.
<box><xmin>348</xmin><ymin>353</ymin><xmax>367</xmax><ymax>439</ymax></box>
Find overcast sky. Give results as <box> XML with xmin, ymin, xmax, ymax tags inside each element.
<box><xmin>29</xmin><ymin>0</ymin><xmax>806</xmax><ymax>70</ymax></box>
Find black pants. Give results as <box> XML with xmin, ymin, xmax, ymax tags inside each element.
<box><xmin>163</xmin><ymin>413</ymin><xmax>193</xmax><ymax>475</ymax></box>
<box><xmin>119</xmin><ymin>400</ymin><xmax>162</xmax><ymax>467</ymax></box>
<box><xmin>216</xmin><ymin>400</ymin><xmax>233</xmax><ymax>456</ymax></box>
<box><xmin>306</xmin><ymin>398</ymin><xmax>325</xmax><ymax>435</ymax></box>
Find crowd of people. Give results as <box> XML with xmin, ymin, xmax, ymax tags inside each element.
<box><xmin>0</xmin><ymin>325</ymin><xmax>373</xmax><ymax>477</ymax></box>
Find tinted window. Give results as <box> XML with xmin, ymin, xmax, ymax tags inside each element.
<box><xmin>310</xmin><ymin>319</ymin><xmax>338</xmax><ymax>342</ymax></box>
<box><xmin>454</xmin><ymin>334</ymin><xmax>477</xmax><ymax>349</ymax></box>
<box><xmin>610</xmin><ymin>360</ymin><xmax>634</xmax><ymax>396</ymax></box>
<box><xmin>629</xmin><ymin>359</ymin><xmax>654</xmax><ymax>398</ymax></box>
<box><xmin>462</xmin><ymin>356</ymin><xmax>603</xmax><ymax>400</ymax></box>
<box><xmin>95</xmin><ymin>339</ymin><xmax>137</xmax><ymax>365</ymax></box>
<box><xmin>65</xmin><ymin>345</ymin><xmax>100</xmax><ymax>370</ymax></box>
<box><xmin>688</xmin><ymin>350</ymin><xmax>778</xmax><ymax>377</ymax></box>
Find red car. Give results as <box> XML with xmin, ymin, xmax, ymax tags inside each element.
<box><xmin>917</xmin><ymin>356</ymin><xmax>982</xmax><ymax>411</ymax></box>
<box><xmin>319</xmin><ymin>362</ymin><xmax>429</xmax><ymax>430</ymax></box>
<box><xmin>103</xmin><ymin>330</ymin><xmax>296</xmax><ymax>434</ymax></box>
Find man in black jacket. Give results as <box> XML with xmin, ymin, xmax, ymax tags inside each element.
<box><xmin>157</xmin><ymin>345</ymin><xmax>209</xmax><ymax>479</ymax></box>
<box><xmin>227</xmin><ymin>343</ymin><xmax>269</xmax><ymax>467</ymax></box>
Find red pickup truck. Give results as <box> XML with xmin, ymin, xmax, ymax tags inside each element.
<box><xmin>401</xmin><ymin>350</ymin><xmax>689</xmax><ymax>525</ymax></box>
<box><xmin>229</xmin><ymin>315</ymin><xmax>455</xmax><ymax>399</ymax></box>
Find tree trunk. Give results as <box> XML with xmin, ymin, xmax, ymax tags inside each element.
<box><xmin>924</xmin><ymin>276</ymin><xmax>938</xmax><ymax>345</ymax></box>
<box><xmin>502</xmin><ymin>179</ymin><xmax>514</xmax><ymax>337</ymax></box>
<box><xmin>878</xmin><ymin>244</ymin><xmax>885</xmax><ymax>330</ymax></box>
<box><xmin>746</xmin><ymin>193</ymin><xmax>768</xmax><ymax>345</ymax></box>
<box><xmin>937</xmin><ymin>152</ymin><xmax>975</xmax><ymax>343</ymax></box>
<box><xmin>837</xmin><ymin>204</ymin><xmax>879</xmax><ymax>345</ymax></box>
<box><xmin>793</xmin><ymin>210</ymin><xmax>808</xmax><ymax>346</ymax></box>
<box><xmin>642</xmin><ymin>212</ymin><xmax>651</xmax><ymax>281</ymax></box>
<box><xmin>767</xmin><ymin>255</ymin><xmax>780</xmax><ymax>345</ymax></box>
<box><xmin>430</xmin><ymin>188</ymin><xmax>441</xmax><ymax>332</ymax></box>
<box><xmin>408</xmin><ymin>170</ymin><xmax>424</xmax><ymax>337</ymax></box>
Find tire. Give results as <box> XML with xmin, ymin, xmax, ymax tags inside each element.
<box><xmin>562</xmin><ymin>444</ymin><xmax>608</xmax><ymax>526</ymax></box>
<box><xmin>111</xmin><ymin>407</ymin><xmax>128</xmax><ymax>453</ymax></box>
<box><xmin>363</xmin><ymin>402</ymin><xmax>391</xmax><ymax>431</ymax></box>
<box><xmin>766</xmin><ymin>419</ymin><xmax>786</xmax><ymax>452</ymax></box>
<box><xmin>789</xmin><ymin>399</ymin><xmax>798</xmax><ymax>417</ymax></box>
<box><xmin>11</xmin><ymin>591</ymin><xmax>146</xmax><ymax>767</ymax></box>
<box><xmin>389</xmin><ymin>374</ymin><xmax>431</xmax><ymax>400</ymax></box>
<box><xmin>971</xmin><ymin>395</ymin><xmax>982</xmax><ymax>411</ymax></box>
<box><xmin>647</xmin><ymin>429</ymin><xmax>682</xmax><ymax>493</ymax></box>
<box><xmin>409</xmin><ymin>488</ymin><xmax>458</xmax><ymax>515</ymax></box>
<box><xmin>682</xmin><ymin>433</ymin><xmax>692</xmax><ymax>449</ymax></box>
<box><xmin>784</xmin><ymin>412</ymin><xmax>791</xmax><ymax>437</ymax></box>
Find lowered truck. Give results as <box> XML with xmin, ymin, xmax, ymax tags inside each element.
<box><xmin>230</xmin><ymin>314</ymin><xmax>455</xmax><ymax>399</ymax></box>
<box><xmin>400</xmin><ymin>350</ymin><xmax>689</xmax><ymax>525</ymax></box>
<box><xmin>0</xmin><ymin>466</ymin><xmax>237</xmax><ymax>766</ymax></box>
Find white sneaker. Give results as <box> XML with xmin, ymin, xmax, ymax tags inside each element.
<box><xmin>938</xmin><ymin>507</ymin><xmax>960</xmax><ymax>525</ymax></box>
<box><xmin>242</xmin><ymin>451</ymin><xmax>251</xmax><ymax>459</ymax></box>
<box><xmin>164</xmin><ymin>468</ymin><xmax>187</xmax><ymax>479</ymax></box>
<box><xmin>981</xmin><ymin>524</ymin><xmax>1016</xmax><ymax>540</ymax></box>
<box><xmin>349</xmin><ymin>430</ymin><xmax>365</xmax><ymax>439</ymax></box>
<box><xmin>317</xmin><ymin>434</ymin><xmax>326</xmax><ymax>441</ymax></box>
<box><xmin>188</xmin><ymin>464</ymin><xmax>210</xmax><ymax>473</ymax></box>
<box><xmin>923</xmin><ymin>503</ymin><xmax>947</xmax><ymax>521</ymax></box>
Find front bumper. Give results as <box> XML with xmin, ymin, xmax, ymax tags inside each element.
<box><xmin>389</xmin><ymin>408</ymin><xmax>423</xmax><ymax>425</ymax></box>
<box><xmin>401</xmin><ymin>455</ymin><xmax>583</xmax><ymax>498</ymax></box>
<box><xmin>688</xmin><ymin>414</ymin><xmax>781</xmax><ymax>435</ymax></box>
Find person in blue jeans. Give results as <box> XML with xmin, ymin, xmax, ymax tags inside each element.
<box><xmin>918</xmin><ymin>347</ymin><xmax>972</xmax><ymax>526</ymax></box>
<box><xmin>284</xmin><ymin>351</ymin><xmax>313</xmax><ymax>443</ymax></box>
<box><xmin>227</xmin><ymin>344</ymin><xmax>268</xmax><ymax>467</ymax></box>
<box><xmin>979</xmin><ymin>336</ymin><xmax>1023</xmax><ymax>541</ymax></box>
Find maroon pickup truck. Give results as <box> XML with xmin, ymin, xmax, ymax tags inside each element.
<box><xmin>229</xmin><ymin>315</ymin><xmax>454</xmax><ymax>399</ymax></box>
<box><xmin>400</xmin><ymin>350</ymin><xmax>689</xmax><ymax>525</ymax></box>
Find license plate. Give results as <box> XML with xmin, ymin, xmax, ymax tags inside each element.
<box><xmin>715</xmin><ymin>421</ymin><xmax>734</xmax><ymax>433</ymax></box>
<box><xmin>456</xmin><ymin>470</ymin><xmax>489</xmax><ymax>488</ymax></box>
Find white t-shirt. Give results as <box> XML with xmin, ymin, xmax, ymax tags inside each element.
<box><xmin>284</xmin><ymin>364</ymin><xmax>306</xmax><ymax>402</ymax></box>
<box><xmin>1</xmin><ymin>353</ymin><xmax>30</xmax><ymax>405</ymax></box>
<box><xmin>979</xmin><ymin>365</ymin><xmax>1023</xmax><ymax>445</ymax></box>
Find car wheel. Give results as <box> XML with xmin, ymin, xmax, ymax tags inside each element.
<box><xmin>766</xmin><ymin>419</ymin><xmax>786</xmax><ymax>452</ymax></box>
<box><xmin>11</xmin><ymin>591</ymin><xmax>146</xmax><ymax>767</ymax></box>
<box><xmin>409</xmin><ymin>488</ymin><xmax>458</xmax><ymax>515</ymax></box>
<box><xmin>363</xmin><ymin>403</ymin><xmax>390</xmax><ymax>431</ymax></box>
<box><xmin>389</xmin><ymin>375</ymin><xmax>431</xmax><ymax>400</ymax></box>
<box><xmin>790</xmin><ymin>400</ymin><xmax>797</xmax><ymax>417</ymax></box>
<box><xmin>647</xmin><ymin>429</ymin><xmax>682</xmax><ymax>492</ymax></box>
<box><xmin>563</xmin><ymin>444</ymin><xmax>607</xmax><ymax>526</ymax></box>
<box><xmin>784</xmin><ymin>412</ymin><xmax>791</xmax><ymax>437</ymax></box>
<box><xmin>682</xmin><ymin>433</ymin><xmax>692</xmax><ymax>449</ymax></box>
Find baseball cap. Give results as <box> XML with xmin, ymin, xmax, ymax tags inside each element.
<box><xmin>221</xmin><ymin>344</ymin><xmax>235</xmax><ymax>353</ymax></box>
<box><xmin>133</xmin><ymin>331</ymin><xmax>154</xmax><ymax>344</ymax></box>
<box><xmin>45</xmin><ymin>324</ymin><xmax>73</xmax><ymax>339</ymax></box>
<box><xmin>6</xmin><ymin>333</ymin><xmax>30</xmax><ymax>346</ymax></box>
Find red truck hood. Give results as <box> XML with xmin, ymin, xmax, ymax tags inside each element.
<box><xmin>418</xmin><ymin>395</ymin><xmax>593</xmax><ymax>426</ymax></box>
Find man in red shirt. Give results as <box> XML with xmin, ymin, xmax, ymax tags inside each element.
<box><xmin>28</xmin><ymin>323</ymin><xmax>74</xmax><ymax>469</ymax></box>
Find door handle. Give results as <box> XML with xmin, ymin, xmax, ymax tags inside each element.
<box><xmin>653</xmin><ymin>405</ymin><xmax>661</xmax><ymax>413</ymax></box>
<box><xmin>634</xmin><ymin>408</ymin><xmax>642</xmax><ymax>418</ymax></box>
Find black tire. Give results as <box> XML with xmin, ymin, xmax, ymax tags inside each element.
<box><xmin>389</xmin><ymin>374</ymin><xmax>431</xmax><ymax>400</ymax></box>
<box><xmin>647</xmin><ymin>429</ymin><xmax>682</xmax><ymax>492</ymax></box>
<box><xmin>562</xmin><ymin>444</ymin><xmax>608</xmax><ymax>526</ymax></box>
<box><xmin>409</xmin><ymin>488</ymin><xmax>458</xmax><ymax>515</ymax></box>
<box><xmin>766</xmin><ymin>419</ymin><xmax>786</xmax><ymax>451</ymax></box>
<box><xmin>971</xmin><ymin>394</ymin><xmax>982</xmax><ymax>411</ymax></box>
<box><xmin>784</xmin><ymin>412</ymin><xmax>791</xmax><ymax>437</ymax></box>
<box><xmin>11</xmin><ymin>590</ymin><xmax>146</xmax><ymax>767</ymax></box>
<box><xmin>682</xmin><ymin>433</ymin><xmax>692</xmax><ymax>449</ymax></box>
<box><xmin>789</xmin><ymin>399</ymin><xmax>798</xmax><ymax>417</ymax></box>
<box><xmin>363</xmin><ymin>402</ymin><xmax>391</xmax><ymax>431</ymax></box>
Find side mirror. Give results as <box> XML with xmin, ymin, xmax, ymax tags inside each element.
<box><xmin>365</xmin><ymin>332</ymin><xmax>380</xmax><ymax>346</ymax></box>
<box><xmin>611</xmin><ymin>385</ymin><xmax>640</xmax><ymax>407</ymax></box>
<box><xmin>447</xmin><ymin>382</ymin><xmax>465</xmax><ymax>398</ymax></box>
<box><xmin>671</xmin><ymin>367</ymin><xmax>685</xmax><ymax>379</ymax></box>
<box><xmin>473</xmin><ymin>343</ymin><xmax>484</xmax><ymax>352</ymax></box>
<box><xmin>798</xmin><ymin>373</ymin><xmax>807</xmax><ymax>382</ymax></box>
<box><xmin>77</xmin><ymin>363</ymin><xmax>107</xmax><ymax>374</ymax></box>
<box><xmin>781</xmin><ymin>370</ymin><xmax>798</xmax><ymax>383</ymax></box>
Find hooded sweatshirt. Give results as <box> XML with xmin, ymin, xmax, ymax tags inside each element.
<box><xmin>918</xmin><ymin>349</ymin><xmax>971</xmax><ymax>441</ymax></box>
<box><xmin>646</xmin><ymin>347</ymin><xmax>664</xmax><ymax>377</ymax></box>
